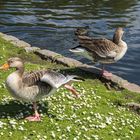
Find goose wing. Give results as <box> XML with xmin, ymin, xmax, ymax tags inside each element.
<box><xmin>41</xmin><ymin>70</ymin><xmax>79</xmax><ymax>88</ymax></box>
<box><xmin>22</xmin><ymin>70</ymin><xmax>76</xmax><ymax>88</ymax></box>
<box><xmin>22</xmin><ymin>70</ymin><xmax>48</xmax><ymax>86</ymax></box>
<box><xmin>78</xmin><ymin>35</ymin><xmax>118</xmax><ymax>58</ymax></box>
<box><xmin>41</xmin><ymin>70</ymin><xmax>67</xmax><ymax>88</ymax></box>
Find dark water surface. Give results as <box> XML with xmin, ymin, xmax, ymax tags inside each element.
<box><xmin>0</xmin><ymin>0</ymin><xmax>140</xmax><ymax>85</ymax></box>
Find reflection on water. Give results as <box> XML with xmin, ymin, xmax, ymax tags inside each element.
<box><xmin>0</xmin><ymin>0</ymin><xmax>140</xmax><ymax>84</ymax></box>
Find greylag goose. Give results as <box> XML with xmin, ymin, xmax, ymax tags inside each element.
<box><xmin>70</xmin><ymin>27</ymin><xmax>127</xmax><ymax>77</ymax></box>
<box><xmin>0</xmin><ymin>57</ymin><xmax>81</xmax><ymax>121</ymax></box>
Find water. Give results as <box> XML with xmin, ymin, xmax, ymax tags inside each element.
<box><xmin>0</xmin><ymin>0</ymin><xmax>140</xmax><ymax>85</ymax></box>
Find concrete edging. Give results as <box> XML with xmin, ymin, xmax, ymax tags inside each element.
<box><xmin>0</xmin><ymin>32</ymin><xmax>140</xmax><ymax>93</ymax></box>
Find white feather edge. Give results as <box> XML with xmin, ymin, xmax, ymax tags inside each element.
<box><xmin>41</xmin><ymin>74</ymin><xmax>79</xmax><ymax>88</ymax></box>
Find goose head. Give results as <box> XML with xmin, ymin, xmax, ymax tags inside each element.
<box><xmin>113</xmin><ymin>27</ymin><xmax>124</xmax><ymax>44</ymax></box>
<box><xmin>75</xmin><ymin>28</ymin><xmax>88</xmax><ymax>36</ymax></box>
<box><xmin>0</xmin><ymin>57</ymin><xmax>24</xmax><ymax>71</ymax></box>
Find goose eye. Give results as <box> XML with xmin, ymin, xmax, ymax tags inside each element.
<box><xmin>9</xmin><ymin>60</ymin><xmax>13</xmax><ymax>64</ymax></box>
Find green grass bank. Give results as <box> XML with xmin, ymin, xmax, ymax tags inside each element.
<box><xmin>0</xmin><ymin>37</ymin><xmax>140</xmax><ymax>140</ymax></box>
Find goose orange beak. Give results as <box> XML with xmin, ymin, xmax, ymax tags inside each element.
<box><xmin>0</xmin><ymin>63</ymin><xmax>10</xmax><ymax>70</ymax></box>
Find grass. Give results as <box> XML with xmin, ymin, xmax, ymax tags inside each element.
<box><xmin>0</xmin><ymin>37</ymin><xmax>140</xmax><ymax>140</ymax></box>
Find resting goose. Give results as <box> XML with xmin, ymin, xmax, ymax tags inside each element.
<box><xmin>70</xmin><ymin>27</ymin><xmax>128</xmax><ymax>77</ymax></box>
<box><xmin>0</xmin><ymin>57</ymin><xmax>81</xmax><ymax>121</ymax></box>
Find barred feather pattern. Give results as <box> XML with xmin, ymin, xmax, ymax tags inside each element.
<box><xmin>22</xmin><ymin>70</ymin><xmax>48</xmax><ymax>86</ymax></box>
<box><xmin>22</xmin><ymin>70</ymin><xmax>67</xmax><ymax>87</ymax></box>
<box><xmin>77</xmin><ymin>36</ymin><xmax>119</xmax><ymax>58</ymax></box>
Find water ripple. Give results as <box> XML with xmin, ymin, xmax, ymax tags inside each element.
<box><xmin>0</xmin><ymin>0</ymin><xmax>140</xmax><ymax>85</ymax></box>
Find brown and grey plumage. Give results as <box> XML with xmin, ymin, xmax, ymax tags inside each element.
<box><xmin>0</xmin><ymin>57</ymin><xmax>81</xmax><ymax>121</ymax></box>
<box><xmin>70</xmin><ymin>27</ymin><xmax>128</xmax><ymax>77</ymax></box>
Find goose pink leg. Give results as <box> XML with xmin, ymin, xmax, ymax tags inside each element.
<box><xmin>25</xmin><ymin>102</ymin><xmax>41</xmax><ymax>121</ymax></box>
<box><xmin>64</xmin><ymin>84</ymin><xmax>80</xmax><ymax>98</ymax></box>
<box><xmin>102</xmin><ymin>70</ymin><xmax>112</xmax><ymax>77</ymax></box>
<box><xmin>101</xmin><ymin>65</ymin><xmax>112</xmax><ymax>77</ymax></box>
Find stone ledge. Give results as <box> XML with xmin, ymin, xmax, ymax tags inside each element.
<box><xmin>104</xmin><ymin>74</ymin><xmax>140</xmax><ymax>93</ymax></box>
<box><xmin>0</xmin><ymin>32</ymin><xmax>140</xmax><ymax>93</ymax></box>
<box><xmin>25</xmin><ymin>46</ymin><xmax>40</xmax><ymax>53</ymax></box>
<box><xmin>35</xmin><ymin>49</ymin><xmax>84</xmax><ymax>67</ymax></box>
<box><xmin>11</xmin><ymin>40</ymin><xmax>31</xmax><ymax>48</ymax></box>
<box><xmin>35</xmin><ymin>49</ymin><xmax>101</xmax><ymax>75</ymax></box>
<box><xmin>0</xmin><ymin>33</ymin><xmax>31</xmax><ymax>48</ymax></box>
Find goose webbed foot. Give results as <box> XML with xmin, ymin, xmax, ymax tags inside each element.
<box><xmin>25</xmin><ymin>115</ymin><xmax>41</xmax><ymax>122</ymax></box>
<box><xmin>101</xmin><ymin>65</ymin><xmax>112</xmax><ymax>78</ymax></box>
<box><xmin>26</xmin><ymin>102</ymin><xmax>41</xmax><ymax>121</ymax></box>
<box><xmin>102</xmin><ymin>70</ymin><xmax>112</xmax><ymax>77</ymax></box>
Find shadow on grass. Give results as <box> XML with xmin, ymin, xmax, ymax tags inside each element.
<box><xmin>56</xmin><ymin>67</ymin><xmax>123</xmax><ymax>91</ymax></box>
<box><xmin>0</xmin><ymin>100</ymin><xmax>56</xmax><ymax>119</ymax></box>
<box><xmin>54</xmin><ymin>67</ymin><xmax>97</xmax><ymax>80</ymax></box>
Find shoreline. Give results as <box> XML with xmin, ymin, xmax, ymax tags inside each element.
<box><xmin>0</xmin><ymin>32</ymin><xmax>140</xmax><ymax>93</ymax></box>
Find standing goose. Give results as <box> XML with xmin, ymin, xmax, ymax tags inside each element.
<box><xmin>70</xmin><ymin>27</ymin><xmax>128</xmax><ymax>77</ymax></box>
<box><xmin>0</xmin><ymin>57</ymin><xmax>81</xmax><ymax>121</ymax></box>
